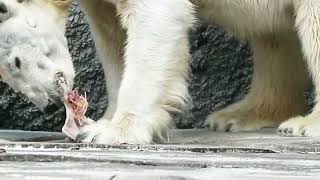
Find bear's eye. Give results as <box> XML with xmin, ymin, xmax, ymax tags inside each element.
<box><xmin>15</xmin><ymin>57</ymin><xmax>21</xmax><ymax>69</ymax></box>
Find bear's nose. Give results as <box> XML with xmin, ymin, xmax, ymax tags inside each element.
<box><xmin>0</xmin><ymin>2</ymin><xmax>10</xmax><ymax>23</ymax></box>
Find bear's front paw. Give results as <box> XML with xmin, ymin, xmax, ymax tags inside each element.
<box><xmin>78</xmin><ymin>114</ymin><xmax>153</xmax><ymax>144</ymax></box>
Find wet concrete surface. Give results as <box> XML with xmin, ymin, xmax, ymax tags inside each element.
<box><xmin>0</xmin><ymin>129</ymin><xmax>320</xmax><ymax>179</ymax></box>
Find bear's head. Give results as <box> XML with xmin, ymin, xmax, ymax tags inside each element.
<box><xmin>0</xmin><ymin>0</ymin><xmax>74</xmax><ymax>110</ymax></box>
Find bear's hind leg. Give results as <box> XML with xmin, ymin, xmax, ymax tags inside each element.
<box><xmin>206</xmin><ymin>34</ymin><xmax>308</xmax><ymax>132</ymax></box>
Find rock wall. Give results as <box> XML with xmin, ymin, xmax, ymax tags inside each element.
<box><xmin>0</xmin><ymin>5</ymin><xmax>253</xmax><ymax>131</ymax></box>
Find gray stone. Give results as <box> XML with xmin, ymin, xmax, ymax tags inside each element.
<box><xmin>1</xmin><ymin>129</ymin><xmax>320</xmax><ymax>179</ymax></box>
<box><xmin>0</xmin><ymin>130</ymin><xmax>65</xmax><ymax>142</ymax></box>
<box><xmin>1</xmin><ymin>129</ymin><xmax>320</xmax><ymax>153</ymax></box>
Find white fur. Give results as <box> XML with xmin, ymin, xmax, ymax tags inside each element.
<box><xmin>77</xmin><ymin>1</ymin><xmax>125</xmax><ymax>120</ymax></box>
<box><xmin>4</xmin><ymin>0</ymin><xmax>320</xmax><ymax>143</ymax></box>
<box><xmin>0</xmin><ymin>0</ymin><xmax>74</xmax><ymax>110</ymax></box>
<box><xmin>205</xmin><ymin>33</ymin><xmax>308</xmax><ymax>132</ymax></box>
<box><xmin>198</xmin><ymin>1</ymin><xmax>320</xmax><ymax>135</ymax></box>
<box><xmin>278</xmin><ymin>114</ymin><xmax>320</xmax><ymax>138</ymax></box>
<box><xmin>278</xmin><ymin>0</ymin><xmax>320</xmax><ymax>137</ymax></box>
<box><xmin>72</xmin><ymin>0</ymin><xmax>320</xmax><ymax>143</ymax></box>
<box><xmin>199</xmin><ymin>0</ymin><xmax>320</xmax><ymax>137</ymax></box>
<box><xmin>77</xmin><ymin>0</ymin><xmax>194</xmax><ymax>144</ymax></box>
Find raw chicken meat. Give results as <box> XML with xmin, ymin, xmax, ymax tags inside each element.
<box><xmin>62</xmin><ymin>90</ymin><xmax>89</xmax><ymax>140</ymax></box>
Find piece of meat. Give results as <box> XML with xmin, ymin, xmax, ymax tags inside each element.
<box><xmin>62</xmin><ymin>90</ymin><xmax>89</xmax><ymax>140</ymax></box>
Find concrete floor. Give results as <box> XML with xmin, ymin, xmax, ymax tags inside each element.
<box><xmin>1</xmin><ymin>129</ymin><xmax>320</xmax><ymax>179</ymax></box>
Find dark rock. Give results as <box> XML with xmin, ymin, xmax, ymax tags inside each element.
<box><xmin>179</xmin><ymin>24</ymin><xmax>252</xmax><ymax>128</ymax></box>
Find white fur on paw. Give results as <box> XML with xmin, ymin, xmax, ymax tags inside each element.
<box><xmin>278</xmin><ymin>116</ymin><xmax>320</xmax><ymax>138</ymax></box>
<box><xmin>78</xmin><ymin>120</ymin><xmax>109</xmax><ymax>143</ymax></box>
<box><xmin>78</xmin><ymin>118</ymin><xmax>153</xmax><ymax>144</ymax></box>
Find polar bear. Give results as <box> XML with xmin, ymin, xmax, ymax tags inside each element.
<box><xmin>2</xmin><ymin>0</ymin><xmax>320</xmax><ymax>144</ymax></box>
<box><xmin>0</xmin><ymin>0</ymin><xmax>74</xmax><ymax>110</ymax></box>
<box><xmin>75</xmin><ymin>0</ymin><xmax>320</xmax><ymax>143</ymax></box>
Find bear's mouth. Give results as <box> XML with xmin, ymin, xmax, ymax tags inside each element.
<box><xmin>56</xmin><ymin>72</ymin><xmax>69</xmax><ymax>98</ymax></box>
<box><xmin>44</xmin><ymin>72</ymin><xmax>70</xmax><ymax>109</ymax></box>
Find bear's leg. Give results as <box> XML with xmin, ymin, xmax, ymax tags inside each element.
<box><xmin>278</xmin><ymin>1</ymin><xmax>320</xmax><ymax>137</ymax></box>
<box><xmin>75</xmin><ymin>0</ymin><xmax>126</xmax><ymax>142</ymax></box>
<box><xmin>78</xmin><ymin>0</ymin><xmax>125</xmax><ymax>119</ymax></box>
<box><xmin>79</xmin><ymin>0</ymin><xmax>195</xmax><ymax>144</ymax></box>
<box><xmin>206</xmin><ymin>34</ymin><xmax>308</xmax><ymax>132</ymax></box>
